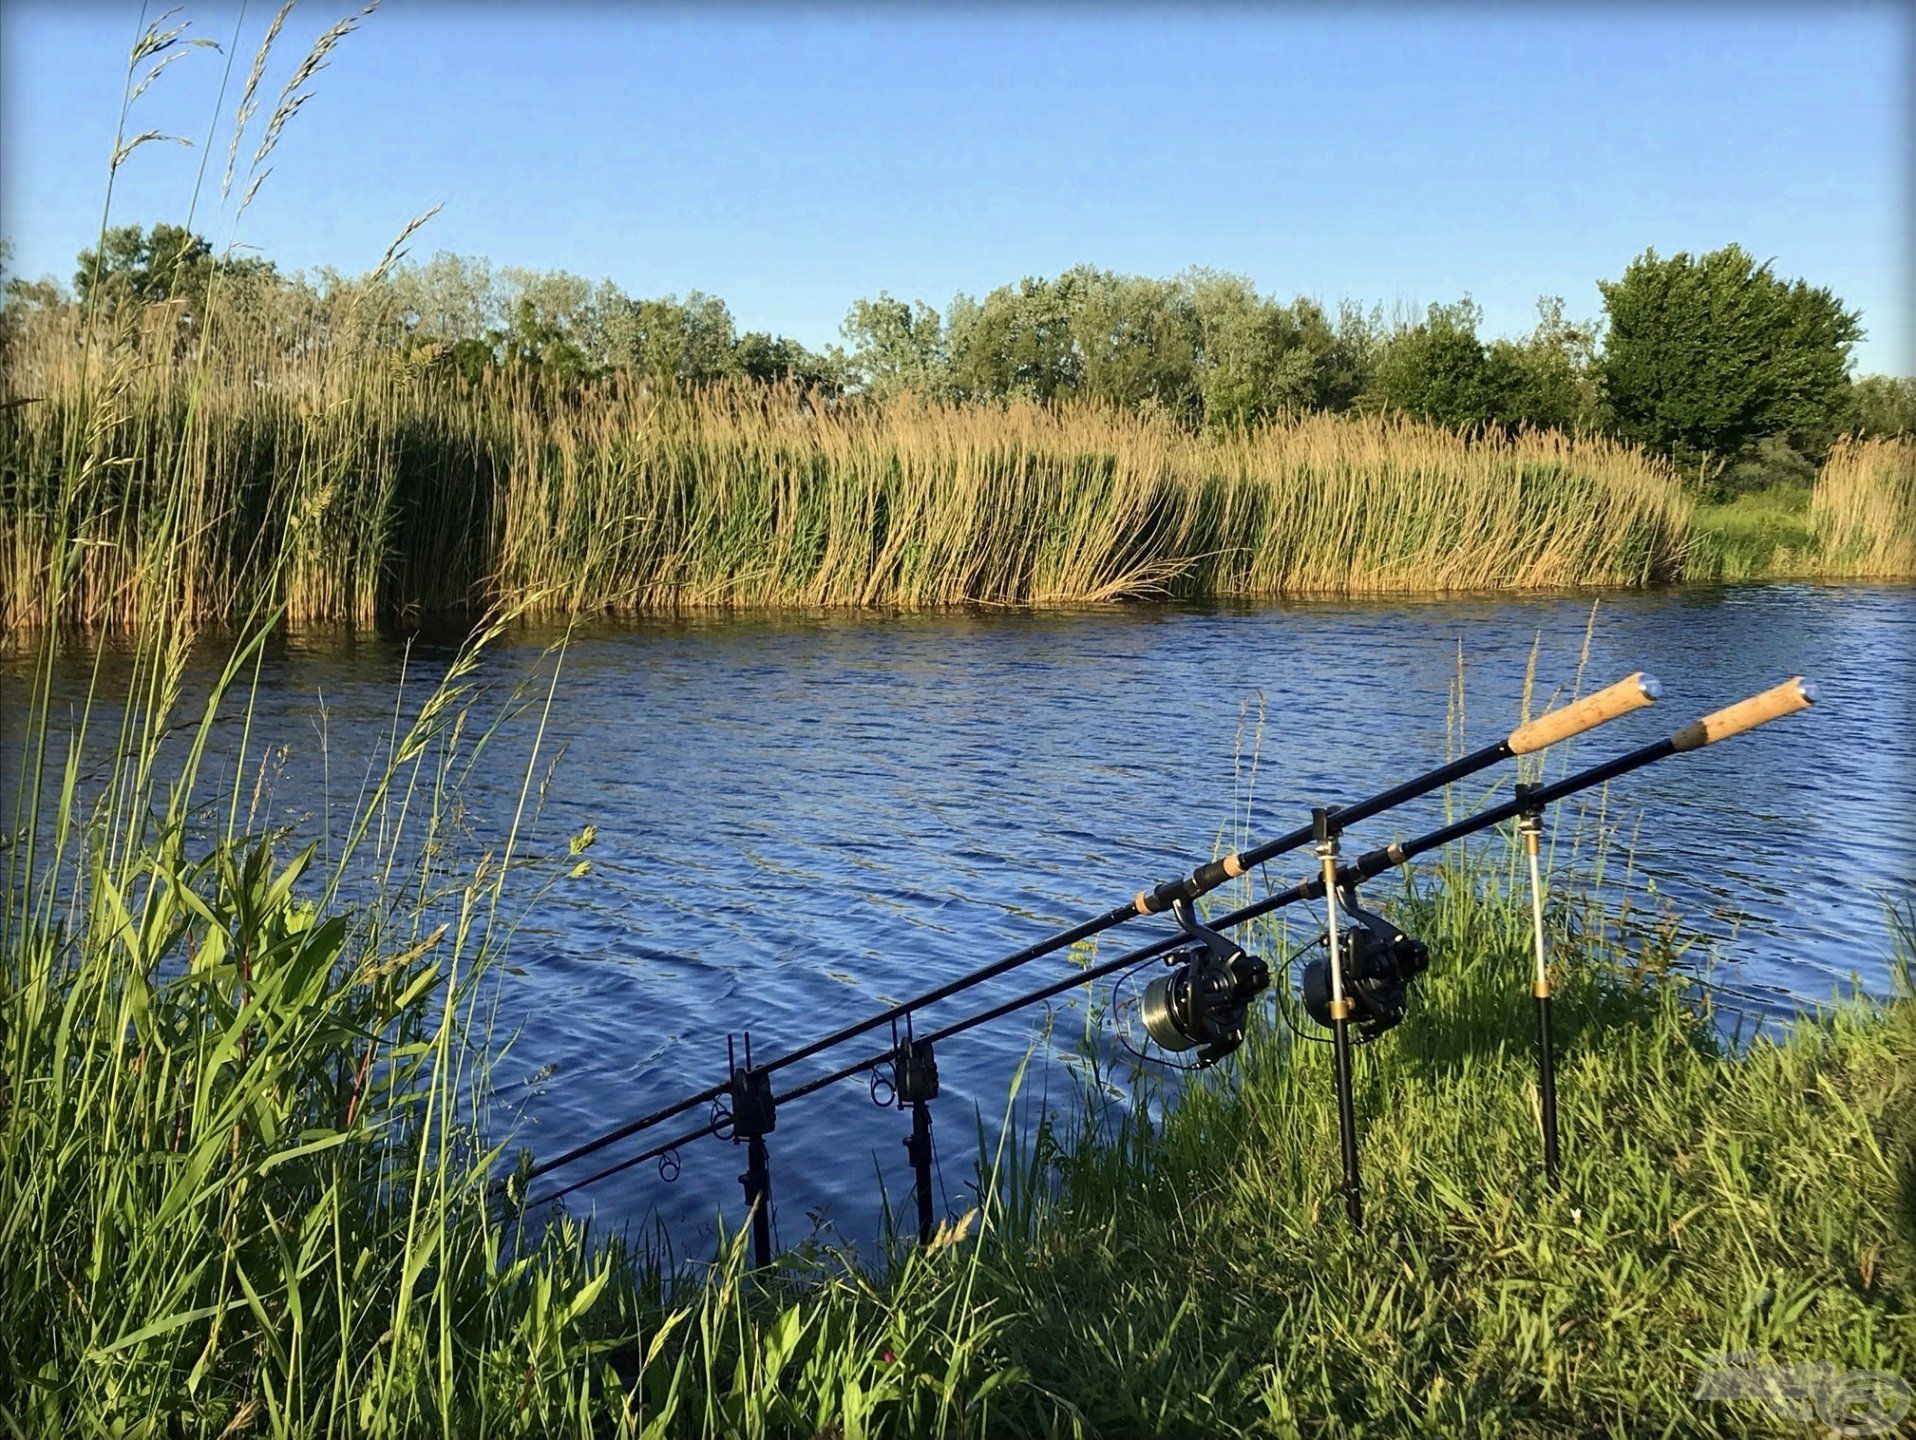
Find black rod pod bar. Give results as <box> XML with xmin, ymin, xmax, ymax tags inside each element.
<box><xmin>507</xmin><ymin>670</ymin><xmax>1662</xmax><ymax>1196</ymax></box>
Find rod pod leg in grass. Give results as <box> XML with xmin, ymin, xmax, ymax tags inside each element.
<box><xmin>1514</xmin><ymin>783</ymin><xmax>1560</xmax><ymax>1187</ymax></box>
<box><xmin>1314</xmin><ymin>806</ymin><xmax>1364</xmax><ymax>1229</ymax></box>
<box><xmin>725</xmin><ymin>1033</ymin><xmax>777</xmax><ymax>1268</ymax></box>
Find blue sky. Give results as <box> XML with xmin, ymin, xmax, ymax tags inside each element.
<box><xmin>3</xmin><ymin>1</ymin><xmax>1910</xmax><ymax>371</ymax></box>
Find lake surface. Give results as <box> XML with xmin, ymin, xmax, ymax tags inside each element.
<box><xmin>5</xmin><ymin>584</ymin><xmax>1912</xmax><ymax>1252</ymax></box>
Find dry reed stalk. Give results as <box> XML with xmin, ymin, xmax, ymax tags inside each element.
<box><xmin>1810</xmin><ymin>436</ymin><xmax>1916</xmax><ymax>579</ymax></box>
<box><xmin>2</xmin><ymin>307</ymin><xmax>1711</xmax><ymax>633</ymax></box>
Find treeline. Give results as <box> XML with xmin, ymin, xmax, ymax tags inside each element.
<box><xmin>5</xmin><ymin>226</ymin><xmax>1914</xmax><ymax>495</ymax></box>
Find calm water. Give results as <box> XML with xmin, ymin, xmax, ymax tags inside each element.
<box><xmin>5</xmin><ymin>584</ymin><xmax>1912</xmax><ymax>1249</ymax></box>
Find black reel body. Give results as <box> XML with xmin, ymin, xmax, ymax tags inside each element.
<box><xmin>1301</xmin><ymin>889</ymin><xmax>1428</xmax><ymax>1040</ymax></box>
<box><xmin>1140</xmin><ymin>902</ymin><xmax>1271</xmax><ymax>1066</ymax></box>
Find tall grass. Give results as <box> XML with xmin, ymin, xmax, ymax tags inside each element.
<box><xmin>1811</xmin><ymin>436</ymin><xmax>1916</xmax><ymax>579</ymax></box>
<box><xmin>1</xmin><ymin>303</ymin><xmax>1699</xmax><ymax>631</ymax></box>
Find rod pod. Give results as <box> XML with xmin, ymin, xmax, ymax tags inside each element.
<box><xmin>1514</xmin><ymin>784</ymin><xmax>1560</xmax><ymax>1187</ymax></box>
<box><xmin>892</xmin><ymin>1021</ymin><xmax>941</xmax><ymax>1246</ymax></box>
<box><xmin>726</xmin><ymin>1034</ymin><xmax>777</xmax><ymax>1268</ymax></box>
<box><xmin>1314</xmin><ymin>806</ymin><xmax>1364</xmax><ymax>1229</ymax></box>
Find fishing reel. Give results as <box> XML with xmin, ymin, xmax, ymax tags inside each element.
<box><xmin>1139</xmin><ymin>900</ymin><xmax>1271</xmax><ymax>1066</ymax></box>
<box><xmin>1301</xmin><ymin>886</ymin><xmax>1428</xmax><ymax>1041</ymax></box>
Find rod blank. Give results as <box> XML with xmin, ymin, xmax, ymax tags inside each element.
<box><xmin>525</xmin><ymin>675</ymin><xmax>1815</xmax><ymax>1209</ymax></box>
<box><xmin>515</xmin><ymin>670</ymin><xmax>1677</xmax><ymax>1193</ymax></box>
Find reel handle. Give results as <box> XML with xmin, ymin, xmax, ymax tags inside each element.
<box><xmin>1670</xmin><ymin>677</ymin><xmax>1815</xmax><ymax>751</ymax></box>
<box><xmin>1506</xmin><ymin>672</ymin><xmax>1662</xmax><ymax>755</ymax></box>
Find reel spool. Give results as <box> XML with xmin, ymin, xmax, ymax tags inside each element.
<box><xmin>1300</xmin><ymin>890</ymin><xmax>1428</xmax><ymax>1040</ymax></box>
<box><xmin>1139</xmin><ymin>901</ymin><xmax>1271</xmax><ymax>1066</ymax></box>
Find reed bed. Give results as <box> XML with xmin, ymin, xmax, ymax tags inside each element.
<box><xmin>1</xmin><ymin>309</ymin><xmax>1700</xmax><ymax>632</ymax></box>
<box><xmin>1810</xmin><ymin>436</ymin><xmax>1916</xmax><ymax>579</ymax></box>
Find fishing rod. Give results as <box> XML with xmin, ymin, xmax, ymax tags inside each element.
<box><xmin>1267</xmin><ymin>675</ymin><xmax>1819</xmax><ymax>1225</ymax></box>
<box><xmin>509</xmin><ymin>670</ymin><xmax>1662</xmax><ymax>1194</ymax></box>
<box><xmin>524</xmin><ymin>676</ymin><xmax>1814</xmax><ymax>1254</ymax></box>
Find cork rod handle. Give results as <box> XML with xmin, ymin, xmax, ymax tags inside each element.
<box><xmin>1670</xmin><ymin>678</ymin><xmax>1816</xmax><ymax>751</ymax></box>
<box><xmin>1507</xmin><ymin>672</ymin><xmax>1662</xmax><ymax>755</ymax></box>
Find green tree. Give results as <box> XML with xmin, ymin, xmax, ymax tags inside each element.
<box><xmin>1187</xmin><ymin>274</ymin><xmax>1346</xmax><ymax>427</ymax></box>
<box><xmin>841</xmin><ymin>293</ymin><xmax>949</xmax><ymax>399</ymax></box>
<box><xmin>1063</xmin><ymin>267</ymin><xmax>1201</xmax><ymax>416</ymax></box>
<box><xmin>1848</xmin><ymin>374</ymin><xmax>1916</xmax><ymax>438</ymax></box>
<box><xmin>1368</xmin><ymin>298</ymin><xmax>1512</xmax><ymax>429</ymax></box>
<box><xmin>1486</xmin><ymin>297</ymin><xmax>1601</xmax><ymax>434</ymax></box>
<box><xmin>75</xmin><ymin>223</ymin><xmax>212</xmax><ymax>309</ymax></box>
<box><xmin>734</xmin><ymin>331</ymin><xmax>842</xmax><ymax>391</ymax></box>
<box><xmin>1596</xmin><ymin>245</ymin><xmax>1861</xmax><ymax>478</ymax></box>
<box><xmin>946</xmin><ymin>276</ymin><xmax>1082</xmax><ymax>403</ymax></box>
<box><xmin>607</xmin><ymin>291</ymin><xmax>738</xmax><ymax>385</ymax></box>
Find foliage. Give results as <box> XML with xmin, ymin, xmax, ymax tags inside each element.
<box><xmin>1850</xmin><ymin>374</ymin><xmax>1916</xmax><ymax>439</ymax></box>
<box><xmin>1368</xmin><ymin>297</ymin><xmax>1506</xmax><ymax>429</ymax></box>
<box><xmin>71</xmin><ymin>222</ymin><xmax>277</xmax><ymax>325</ymax></box>
<box><xmin>841</xmin><ymin>292</ymin><xmax>950</xmax><ymax>399</ymax></box>
<box><xmin>1596</xmin><ymin>245</ymin><xmax>1862</xmax><ymax>487</ymax></box>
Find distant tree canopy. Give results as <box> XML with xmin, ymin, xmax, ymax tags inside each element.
<box><xmin>1596</xmin><ymin>245</ymin><xmax>1862</xmax><ymax>482</ymax></box>
<box><xmin>8</xmin><ymin>226</ymin><xmax>1906</xmax><ymax>492</ymax></box>
<box><xmin>72</xmin><ymin>223</ymin><xmax>276</xmax><ymax>319</ymax></box>
<box><xmin>1846</xmin><ymin>373</ymin><xmax>1916</xmax><ymax>439</ymax></box>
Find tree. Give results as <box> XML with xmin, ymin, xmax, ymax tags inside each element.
<box><xmin>71</xmin><ymin>223</ymin><xmax>280</xmax><ymax>330</ymax></box>
<box><xmin>604</xmin><ymin>291</ymin><xmax>738</xmax><ymax>385</ymax></box>
<box><xmin>946</xmin><ymin>276</ymin><xmax>1083</xmax><ymax>403</ymax></box>
<box><xmin>1187</xmin><ymin>274</ymin><xmax>1348</xmax><ymax>428</ymax></box>
<box><xmin>1848</xmin><ymin>375</ymin><xmax>1916</xmax><ymax>438</ymax></box>
<box><xmin>1368</xmin><ymin>298</ymin><xmax>1512</xmax><ymax>429</ymax></box>
<box><xmin>75</xmin><ymin>223</ymin><xmax>214</xmax><ymax>310</ymax></box>
<box><xmin>841</xmin><ymin>293</ymin><xmax>949</xmax><ymax>399</ymax></box>
<box><xmin>1596</xmin><ymin>245</ymin><xmax>1861</xmax><ymax>478</ymax></box>
<box><xmin>1486</xmin><ymin>297</ymin><xmax>1602</xmax><ymax>434</ymax></box>
<box><xmin>734</xmin><ymin>331</ymin><xmax>842</xmax><ymax>391</ymax></box>
<box><xmin>1062</xmin><ymin>267</ymin><xmax>1200</xmax><ymax>416</ymax></box>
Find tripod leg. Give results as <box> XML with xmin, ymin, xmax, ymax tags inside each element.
<box><xmin>741</xmin><ymin>1133</ymin><xmax>773</xmax><ymax>1268</ymax></box>
<box><xmin>1520</xmin><ymin>804</ymin><xmax>1561</xmax><ymax>1186</ymax></box>
<box><xmin>1316</xmin><ymin>812</ymin><xmax>1363</xmax><ymax>1230</ymax></box>
<box><xmin>906</xmin><ymin>1099</ymin><xmax>935</xmax><ymax>1246</ymax></box>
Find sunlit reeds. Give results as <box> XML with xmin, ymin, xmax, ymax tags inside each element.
<box><xmin>1810</xmin><ymin>435</ymin><xmax>1916</xmax><ymax>579</ymax></box>
<box><xmin>2</xmin><ymin>306</ymin><xmax>1702</xmax><ymax>632</ymax></box>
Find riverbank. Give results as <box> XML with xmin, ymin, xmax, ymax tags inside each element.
<box><xmin>4</xmin><ymin>612</ymin><xmax>1911</xmax><ymax>1437</ymax></box>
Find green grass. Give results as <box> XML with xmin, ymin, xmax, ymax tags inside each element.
<box><xmin>1688</xmin><ymin>486</ymin><xmax>1818</xmax><ymax>581</ymax></box>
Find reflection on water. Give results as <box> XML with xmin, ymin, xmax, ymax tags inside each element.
<box><xmin>5</xmin><ymin>584</ymin><xmax>1912</xmax><ymax>1248</ymax></box>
